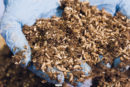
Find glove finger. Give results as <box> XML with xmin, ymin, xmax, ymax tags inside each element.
<box><xmin>113</xmin><ymin>57</ymin><xmax>130</xmax><ymax>71</ymax></box>
<box><xmin>47</xmin><ymin>66</ymin><xmax>65</xmax><ymax>84</ymax></box>
<box><xmin>74</xmin><ymin>61</ymin><xmax>92</xmax><ymax>87</ymax></box>
<box><xmin>99</xmin><ymin>55</ymin><xmax>111</xmax><ymax>68</ymax></box>
<box><xmin>76</xmin><ymin>78</ymin><xmax>92</xmax><ymax>87</ymax></box>
<box><xmin>80</xmin><ymin>60</ymin><xmax>91</xmax><ymax>76</ymax></box>
<box><xmin>64</xmin><ymin>60</ymin><xmax>91</xmax><ymax>86</ymax></box>
<box><xmin>113</xmin><ymin>57</ymin><xmax>121</xmax><ymax>67</ymax></box>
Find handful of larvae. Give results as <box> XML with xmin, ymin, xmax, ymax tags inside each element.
<box><xmin>13</xmin><ymin>0</ymin><xmax>130</xmax><ymax>85</ymax></box>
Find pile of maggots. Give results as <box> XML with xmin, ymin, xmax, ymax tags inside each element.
<box><xmin>13</xmin><ymin>0</ymin><xmax>130</xmax><ymax>86</ymax></box>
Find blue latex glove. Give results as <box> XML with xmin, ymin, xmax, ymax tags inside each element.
<box><xmin>0</xmin><ymin>0</ymin><xmax>5</xmax><ymax>21</ymax></box>
<box><xmin>88</xmin><ymin>0</ymin><xmax>130</xmax><ymax>68</ymax></box>
<box><xmin>89</xmin><ymin>0</ymin><xmax>130</xmax><ymax>18</ymax></box>
<box><xmin>0</xmin><ymin>0</ymin><xmax>91</xmax><ymax>85</ymax></box>
<box><xmin>0</xmin><ymin>0</ymin><xmax>129</xmax><ymax>86</ymax></box>
<box><xmin>0</xmin><ymin>0</ymin><xmax>64</xmax><ymax>84</ymax></box>
<box><xmin>76</xmin><ymin>0</ymin><xmax>130</xmax><ymax>86</ymax></box>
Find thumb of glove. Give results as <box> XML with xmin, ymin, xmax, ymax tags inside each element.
<box><xmin>0</xmin><ymin>13</ymin><xmax>31</xmax><ymax>66</ymax></box>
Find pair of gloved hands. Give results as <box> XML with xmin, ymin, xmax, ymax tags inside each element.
<box><xmin>0</xmin><ymin>0</ymin><xmax>129</xmax><ymax>87</ymax></box>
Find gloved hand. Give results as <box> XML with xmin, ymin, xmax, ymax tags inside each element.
<box><xmin>88</xmin><ymin>0</ymin><xmax>130</xmax><ymax>68</ymax></box>
<box><xmin>75</xmin><ymin>0</ymin><xmax>130</xmax><ymax>86</ymax></box>
<box><xmin>0</xmin><ymin>0</ymin><xmax>92</xmax><ymax>85</ymax></box>
<box><xmin>89</xmin><ymin>0</ymin><xmax>130</xmax><ymax>18</ymax></box>
<box><xmin>0</xmin><ymin>0</ymin><xmax>64</xmax><ymax>84</ymax></box>
<box><xmin>0</xmin><ymin>0</ymin><xmax>129</xmax><ymax>86</ymax></box>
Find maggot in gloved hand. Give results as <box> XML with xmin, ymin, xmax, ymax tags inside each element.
<box><xmin>0</xmin><ymin>0</ymin><xmax>129</xmax><ymax>87</ymax></box>
<box><xmin>0</xmin><ymin>0</ymin><xmax>91</xmax><ymax>86</ymax></box>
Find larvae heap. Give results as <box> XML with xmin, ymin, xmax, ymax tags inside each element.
<box><xmin>14</xmin><ymin>0</ymin><xmax>130</xmax><ymax>85</ymax></box>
